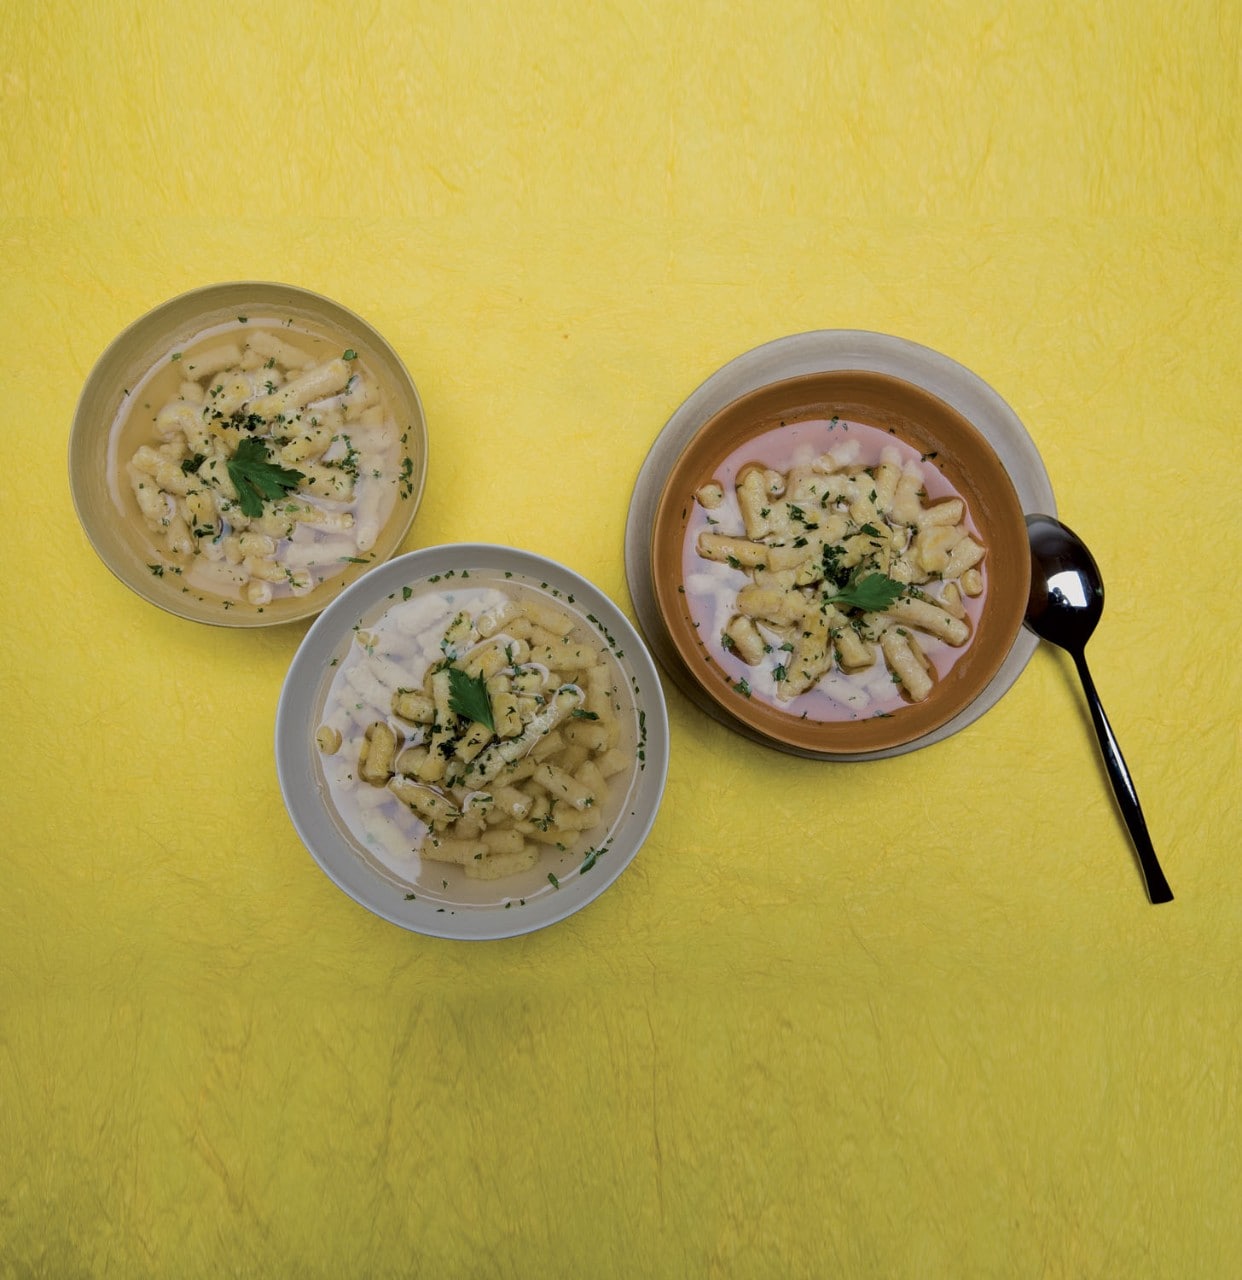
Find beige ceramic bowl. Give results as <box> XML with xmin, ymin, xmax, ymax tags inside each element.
<box><xmin>69</xmin><ymin>282</ymin><xmax>428</xmax><ymax>626</ymax></box>
<box><xmin>651</xmin><ymin>370</ymin><xmax>1031</xmax><ymax>755</ymax></box>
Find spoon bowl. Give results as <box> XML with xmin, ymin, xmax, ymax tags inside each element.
<box><xmin>1025</xmin><ymin>516</ymin><xmax>1105</xmax><ymax>646</ymax></box>
<box><xmin>1024</xmin><ymin>514</ymin><xmax>1173</xmax><ymax>903</ymax></box>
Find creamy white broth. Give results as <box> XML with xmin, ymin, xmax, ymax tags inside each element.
<box><xmin>315</xmin><ymin>570</ymin><xmax>642</xmax><ymax>896</ymax></box>
<box><xmin>107</xmin><ymin>314</ymin><xmax>415</xmax><ymax>611</ymax></box>
<box><xmin>682</xmin><ymin>417</ymin><xmax>989</xmax><ymax>721</ymax></box>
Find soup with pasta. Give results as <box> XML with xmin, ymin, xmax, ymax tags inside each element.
<box><xmin>107</xmin><ymin>314</ymin><xmax>418</xmax><ymax>610</ymax></box>
<box><xmin>682</xmin><ymin>416</ymin><xmax>989</xmax><ymax>721</ymax></box>
<box><xmin>314</xmin><ymin>569</ymin><xmax>645</xmax><ymax>891</ymax></box>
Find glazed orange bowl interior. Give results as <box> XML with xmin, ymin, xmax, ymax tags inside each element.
<box><xmin>650</xmin><ymin>370</ymin><xmax>1031</xmax><ymax>755</ymax></box>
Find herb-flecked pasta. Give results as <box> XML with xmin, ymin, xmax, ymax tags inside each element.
<box><xmin>316</xmin><ymin>574</ymin><xmax>639</xmax><ymax>883</ymax></box>
<box><xmin>114</xmin><ymin>316</ymin><xmax>415</xmax><ymax>607</ymax></box>
<box><xmin>684</xmin><ymin>417</ymin><xmax>989</xmax><ymax>719</ymax></box>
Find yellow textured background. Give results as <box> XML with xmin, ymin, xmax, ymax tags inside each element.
<box><xmin>2</xmin><ymin>1</ymin><xmax>1239</xmax><ymax>1276</ymax></box>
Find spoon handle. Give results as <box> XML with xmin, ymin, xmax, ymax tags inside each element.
<box><xmin>1071</xmin><ymin>650</ymin><xmax>1174</xmax><ymax>904</ymax></box>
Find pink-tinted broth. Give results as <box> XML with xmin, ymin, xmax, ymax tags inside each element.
<box><xmin>680</xmin><ymin>417</ymin><xmax>988</xmax><ymax>723</ymax></box>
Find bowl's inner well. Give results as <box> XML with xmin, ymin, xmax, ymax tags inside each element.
<box><xmin>70</xmin><ymin>284</ymin><xmax>427</xmax><ymax>627</ymax></box>
<box><xmin>311</xmin><ymin>565</ymin><xmax>650</xmax><ymax>907</ymax></box>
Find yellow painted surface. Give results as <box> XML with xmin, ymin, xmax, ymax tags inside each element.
<box><xmin>2</xmin><ymin>1</ymin><xmax>1239</xmax><ymax>1275</ymax></box>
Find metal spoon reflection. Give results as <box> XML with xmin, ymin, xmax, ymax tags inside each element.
<box><xmin>1024</xmin><ymin>514</ymin><xmax>1173</xmax><ymax>904</ymax></box>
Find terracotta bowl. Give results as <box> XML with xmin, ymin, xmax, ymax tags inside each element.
<box><xmin>69</xmin><ymin>282</ymin><xmax>428</xmax><ymax>627</ymax></box>
<box><xmin>650</xmin><ymin>370</ymin><xmax>1031</xmax><ymax>755</ymax></box>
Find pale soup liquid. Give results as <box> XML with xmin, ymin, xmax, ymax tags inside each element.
<box><xmin>317</xmin><ymin>571</ymin><xmax>641</xmax><ymax>901</ymax></box>
<box><xmin>106</xmin><ymin>314</ymin><xmax>407</xmax><ymax>605</ymax></box>
<box><xmin>682</xmin><ymin>417</ymin><xmax>988</xmax><ymax>722</ymax></box>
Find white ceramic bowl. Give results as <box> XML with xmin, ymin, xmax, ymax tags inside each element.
<box><xmin>275</xmin><ymin>545</ymin><xmax>669</xmax><ymax>939</ymax></box>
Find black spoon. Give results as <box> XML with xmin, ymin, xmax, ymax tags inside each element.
<box><xmin>1024</xmin><ymin>514</ymin><xmax>1173</xmax><ymax>904</ymax></box>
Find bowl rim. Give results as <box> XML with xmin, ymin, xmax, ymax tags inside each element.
<box><xmin>274</xmin><ymin>542</ymin><xmax>670</xmax><ymax>940</ymax></box>
<box><xmin>68</xmin><ymin>279</ymin><xmax>428</xmax><ymax>628</ymax></box>
<box><xmin>650</xmin><ymin>367</ymin><xmax>1032</xmax><ymax>755</ymax></box>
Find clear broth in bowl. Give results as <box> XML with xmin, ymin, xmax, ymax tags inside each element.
<box><xmin>106</xmin><ymin>314</ymin><xmax>417</xmax><ymax>612</ymax></box>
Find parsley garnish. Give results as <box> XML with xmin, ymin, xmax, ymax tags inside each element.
<box><xmin>447</xmin><ymin>666</ymin><xmax>494</xmax><ymax>730</ymax></box>
<box><xmin>330</xmin><ymin>434</ymin><xmax>361</xmax><ymax>479</ymax></box>
<box><xmin>833</xmin><ymin>571</ymin><xmax>906</xmax><ymax>612</ymax></box>
<box><xmin>225</xmin><ymin>438</ymin><xmax>305</xmax><ymax>517</ymax></box>
<box><xmin>821</xmin><ymin>546</ymin><xmax>850</xmax><ymax>589</ymax></box>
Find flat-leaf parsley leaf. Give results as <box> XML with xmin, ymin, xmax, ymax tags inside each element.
<box><xmin>446</xmin><ymin>666</ymin><xmax>494</xmax><ymax>731</ymax></box>
<box><xmin>832</xmin><ymin>571</ymin><xmax>906</xmax><ymax>613</ymax></box>
<box><xmin>226</xmin><ymin>438</ymin><xmax>305</xmax><ymax>518</ymax></box>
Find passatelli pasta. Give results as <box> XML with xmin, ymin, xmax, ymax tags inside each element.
<box><xmin>684</xmin><ymin>417</ymin><xmax>988</xmax><ymax>718</ymax></box>
<box><xmin>316</xmin><ymin>573</ymin><xmax>639</xmax><ymax>885</ymax></box>
<box><xmin>113</xmin><ymin>316</ymin><xmax>415</xmax><ymax>608</ymax></box>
